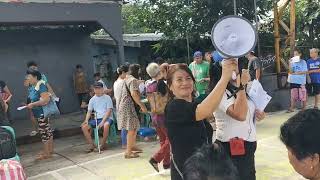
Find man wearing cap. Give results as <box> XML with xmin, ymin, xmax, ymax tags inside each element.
<box><xmin>189</xmin><ymin>51</ymin><xmax>210</xmax><ymax>102</ymax></box>
<box><xmin>246</xmin><ymin>51</ymin><xmax>262</xmax><ymax>81</ymax></box>
<box><xmin>81</xmin><ymin>81</ymin><xmax>114</xmax><ymax>152</ymax></box>
<box><xmin>93</xmin><ymin>72</ymin><xmax>113</xmax><ymax>95</ymax></box>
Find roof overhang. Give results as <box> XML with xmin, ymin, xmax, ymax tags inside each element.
<box><xmin>0</xmin><ymin>1</ymin><xmax>125</xmax><ymax>63</ymax></box>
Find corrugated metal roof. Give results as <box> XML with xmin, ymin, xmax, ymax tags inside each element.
<box><xmin>0</xmin><ymin>0</ymin><xmax>120</xmax><ymax>3</ymax></box>
<box><xmin>93</xmin><ymin>33</ymin><xmax>164</xmax><ymax>42</ymax></box>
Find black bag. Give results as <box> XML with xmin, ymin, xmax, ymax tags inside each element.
<box><xmin>0</xmin><ymin>127</ymin><xmax>16</xmax><ymax>160</ymax></box>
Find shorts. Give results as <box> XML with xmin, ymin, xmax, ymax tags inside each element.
<box><xmin>291</xmin><ymin>85</ymin><xmax>307</xmax><ymax>102</ymax></box>
<box><xmin>312</xmin><ymin>83</ymin><xmax>320</xmax><ymax>95</ymax></box>
<box><xmin>88</xmin><ymin>118</ymin><xmax>113</xmax><ymax>128</ymax></box>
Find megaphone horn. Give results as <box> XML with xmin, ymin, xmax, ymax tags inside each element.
<box><xmin>211</xmin><ymin>15</ymin><xmax>257</xmax><ymax>58</ymax></box>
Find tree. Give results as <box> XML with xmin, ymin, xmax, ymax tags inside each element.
<box><xmin>122</xmin><ymin>0</ymin><xmax>274</xmax><ymax>59</ymax></box>
<box><xmin>121</xmin><ymin>0</ymin><xmax>319</xmax><ymax>61</ymax></box>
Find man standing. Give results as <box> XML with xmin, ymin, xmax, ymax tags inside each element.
<box><xmin>204</xmin><ymin>51</ymin><xmax>213</xmax><ymax>63</ymax></box>
<box><xmin>307</xmin><ymin>48</ymin><xmax>320</xmax><ymax>109</ymax></box>
<box><xmin>73</xmin><ymin>64</ymin><xmax>89</xmax><ymax>107</ymax></box>
<box><xmin>189</xmin><ymin>51</ymin><xmax>210</xmax><ymax>102</ymax></box>
<box><xmin>246</xmin><ymin>51</ymin><xmax>262</xmax><ymax>81</ymax></box>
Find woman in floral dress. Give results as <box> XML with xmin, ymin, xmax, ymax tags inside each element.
<box><xmin>117</xmin><ymin>64</ymin><xmax>147</xmax><ymax>159</ymax></box>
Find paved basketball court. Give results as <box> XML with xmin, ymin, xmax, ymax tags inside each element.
<box><xmin>21</xmin><ymin>110</ymin><xmax>304</xmax><ymax>180</ymax></box>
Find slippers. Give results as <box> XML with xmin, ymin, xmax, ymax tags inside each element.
<box><xmin>132</xmin><ymin>147</ymin><xmax>143</xmax><ymax>153</ymax></box>
<box><xmin>100</xmin><ymin>145</ymin><xmax>107</xmax><ymax>151</ymax></box>
<box><xmin>85</xmin><ymin>147</ymin><xmax>96</xmax><ymax>153</ymax></box>
<box><xmin>124</xmin><ymin>152</ymin><xmax>139</xmax><ymax>159</ymax></box>
<box><xmin>149</xmin><ymin>158</ymin><xmax>159</xmax><ymax>172</ymax></box>
<box><xmin>286</xmin><ymin>109</ymin><xmax>294</xmax><ymax>113</ymax></box>
<box><xmin>35</xmin><ymin>154</ymin><xmax>51</xmax><ymax>161</ymax></box>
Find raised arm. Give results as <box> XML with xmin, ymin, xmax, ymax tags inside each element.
<box><xmin>195</xmin><ymin>60</ymin><xmax>238</xmax><ymax>121</ymax></box>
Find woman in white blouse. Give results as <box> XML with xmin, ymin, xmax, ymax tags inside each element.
<box><xmin>209</xmin><ymin>62</ymin><xmax>265</xmax><ymax>180</ymax></box>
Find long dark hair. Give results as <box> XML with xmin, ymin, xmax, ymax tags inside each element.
<box><xmin>167</xmin><ymin>63</ymin><xmax>196</xmax><ymax>99</ymax></box>
<box><xmin>128</xmin><ymin>64</ymin><xmax>141</xmax><ymax>79</ymax></box>
<box><xmin>207</xmin><ymin>61</ymin><xmax>238</xmax><ymax>96</ymax></box>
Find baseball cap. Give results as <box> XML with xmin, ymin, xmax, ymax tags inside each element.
<box><xmin>193</xmin><ymin>51</ymin><xmax>202</xmax><ymax>58</ymax></box>
<box><xmin>93</xmin><ymin>82</ymin><xmax>104</xmax><ymax>88</ymax></box>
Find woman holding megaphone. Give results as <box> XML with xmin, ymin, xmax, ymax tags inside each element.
<box><xmin>209</xmin><ymin>59</ymin><xmax>266</xmax><ymax>180</ymax></box>
<box><xmin>165</xmin><ymin>59</ymin><xmax>238</xmax><ymax>180</ymax></box>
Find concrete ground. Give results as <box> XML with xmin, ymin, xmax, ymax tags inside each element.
<box><xmin>17</xmin><ymin>107</ymin><xmax>309</xmax><ymax>180</ymax></box>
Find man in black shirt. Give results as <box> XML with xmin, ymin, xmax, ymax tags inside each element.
<box><xmin>246</xmin><ymin>51</ymin><xmax>262</xmax><ymax>81</ymax></box>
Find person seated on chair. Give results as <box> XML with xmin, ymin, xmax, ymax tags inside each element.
<box><xmin>81</xmin><ymin>82</ymin><xmax>114</xmax><ymax>153</ymax></box>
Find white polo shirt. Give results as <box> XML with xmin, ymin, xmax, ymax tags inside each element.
<box><xmin>214</xmin><ymin>90</ymin><xmax>257</xmax><ymax>142</ymax></box>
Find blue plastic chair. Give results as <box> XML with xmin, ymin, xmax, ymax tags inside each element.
<box><xmin>1</xmin><ymin>126</ymin><xmax>20</xmax><ymax>162</ymax></box>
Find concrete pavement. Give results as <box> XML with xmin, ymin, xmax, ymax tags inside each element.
<box><xmin>19</xmin><ymin>109</ymin><xmax>307</xmax><ymax>180</ymax></box>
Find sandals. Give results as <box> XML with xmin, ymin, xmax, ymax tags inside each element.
<box><xmin>132</xmin><ymin>147</ymin><xmax>143</xmax><ymax>153</ymax></box>
<box><xmin>124</xmin><ymin>152</ymin><xmax>139</xmax><ymax>159</ymax></box>
<box><xmin>36</xmin><ymin>153</ymin><xmax>51</xmax><ymax>161</ymax></box>
<box><xmin>163</xmin><ymin>164</ymin><xmax>170</xmax><ymax>170</ymax></box>
<box><xmin>149</xmin><ymin>158</ymin><xmax>159</xmax><ymax>172</ymax></box>
<box><xmin>30</xmin><ymin>131</ymin><xmax>38</xmax><ymax>136</ymax></box>
<box><xmin>85</xmin><ymin>146</ymin><xmax>96</xmax><ymax>153</ymax></box>
<box><xmin>100</xmin><ymin>145</ymin><xmax>107</xmax><ymax>151</ymax></box>
<box><xmin>286</xmin><ymin>109</ymin><xmax>294</xmax><ymax>113</ymax></box>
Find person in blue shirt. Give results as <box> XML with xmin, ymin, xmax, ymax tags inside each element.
<box><xmin>26</xmin><ymin>69</ymin><xmax>54</xmax><ymax>160</ymax></box>
<box><xmin>26</xmin><ymin>61</ymin><xmax>55</xmax><ymax>137</ymax></box>
<box><xmin>287</xmin><ymin>49</ymin><xmax>308</xmax><ymax>112</ymax></box>
<box><xmin>307</xmin><ymin>48</ymin><xmax>320</xmax><ymax>109</ymax></box>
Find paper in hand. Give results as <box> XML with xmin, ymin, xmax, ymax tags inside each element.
<box><xmin>248</xmin><ymin>80</ymin><xmax>272</xmax><ymax>111</ymax></box>
<box><xmin>17</xmin><ymin>106</ymin><xmax>27</xmax><ymax>111</ymax></box>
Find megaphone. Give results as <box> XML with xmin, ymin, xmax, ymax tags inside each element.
<box><xmin>211</xmin><ymin>15</ymin><xmax>257</xmax><ymax>59</ymax></box>
<box><xmin>211</xmin><ymin>15</ymin><xmax>257</xmax><ymax>98</ymax></box>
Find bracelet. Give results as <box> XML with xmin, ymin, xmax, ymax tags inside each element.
<box><xmin>238</xmin><ymin>83</ymin><xmax>247</xmax><ymax>91</ymax></box>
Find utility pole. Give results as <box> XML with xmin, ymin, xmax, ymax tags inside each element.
<box><xmin>233</xmin><ymin>0</ymin><xmax>237</xmax><ymax>15</ymax></box>
<box><xmin>186</xmin><ymin>0</ymin><xmax>191</xmax><ymax>62</ymax></box>
<box><xmin>254</xmin><ymin>0</ymin><xmax>261</xmax><ymax>57</ymax></box>
<box><xmin>289</xmin><ymin>0</ymin><xmax>296</xmax><ymax>57</ymax></box>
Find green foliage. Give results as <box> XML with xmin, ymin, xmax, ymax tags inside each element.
<box><xmin>122</xmin><ymin>0</ymin><xmax>319</xmax><ymax>59</ymax></box>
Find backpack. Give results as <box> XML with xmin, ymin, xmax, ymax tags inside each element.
<box><xmin>0</xmin><ymin>127</ymin><xmax>16</xmax><ymax>160</ymax></box>
<box><xmin>146</xmin><ymin>81</ymin><xmax>169</xmax><ymax>115</ymax></box>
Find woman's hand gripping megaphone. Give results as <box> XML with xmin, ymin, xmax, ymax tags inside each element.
<box><xmin>221</xmin><ymin>58</ymin><xmax>238</xmax><ymax>81</ymax></box>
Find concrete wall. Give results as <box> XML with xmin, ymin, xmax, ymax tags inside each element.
<box><xmin>262</xmin><ymin>74</ymin><xmax>290</xmax><ymax>112</ymax></box>
<box><xmin>0</xmin><ymin>28</ymin><xmax>99</xmax><ymax>119</ymax></box>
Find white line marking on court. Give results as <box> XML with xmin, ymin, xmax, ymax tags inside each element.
<box><xmin>136</xmin><ymin>170</ymin><xmax>170</xmax><ymax>180</ymax></box>
<box><xmin>28</xmin><ymin>152</ymin><xmax>124</xmax><ymax>179</ymax></box>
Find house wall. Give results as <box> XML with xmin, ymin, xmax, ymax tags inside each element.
<box><xmin>0</xmin><ymin>28</ymin><xmax>100</xmax><ymax>119</ymax></box>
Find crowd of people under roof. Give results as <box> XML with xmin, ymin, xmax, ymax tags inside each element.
<box><xmin>0</xmin><ymin>48</ymin><xmax>320</xmax><ymax>180</ymax></box>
